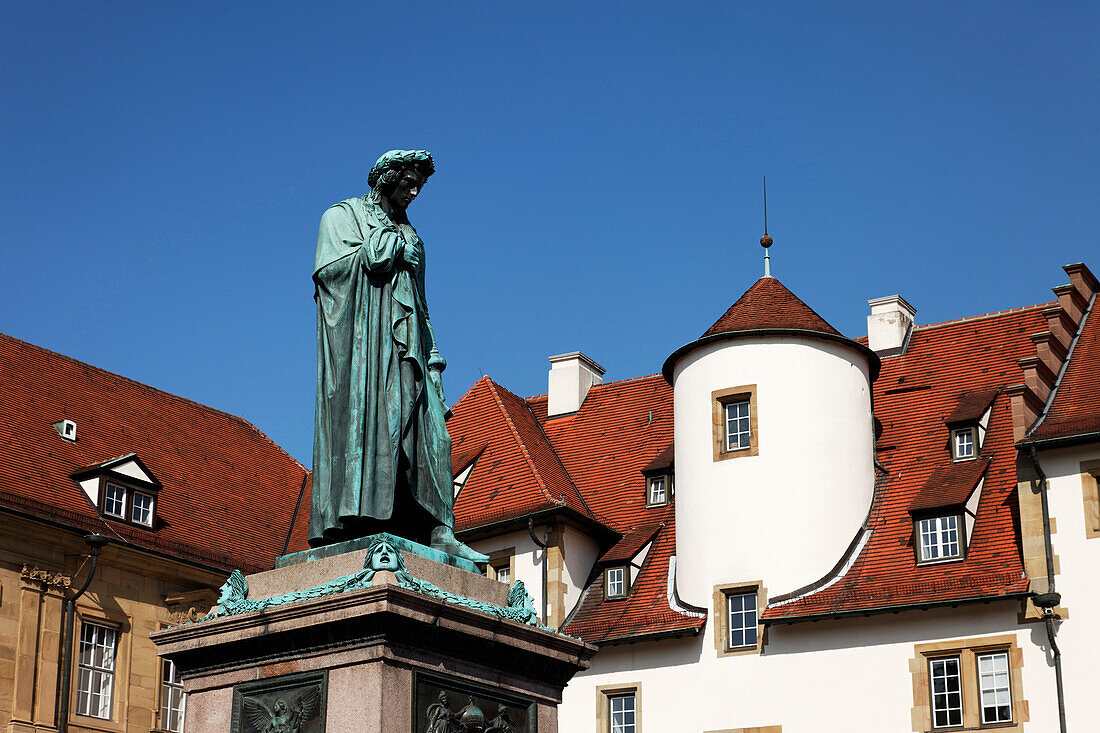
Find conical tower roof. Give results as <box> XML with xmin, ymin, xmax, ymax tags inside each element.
<box><xmin>702</xmin><ymin>276</ymin><xmax>842</xmax><ymax>338</ymax></box>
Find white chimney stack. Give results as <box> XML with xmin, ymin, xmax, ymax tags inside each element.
<box><xmin>867</xmin><ymin>295</ymin><xmax>917</xmax><ymax>356</ymax></box>
<box><xmin>547</xmin><ymin>352</ymin><xmax>605</xmax><ymax>417</ymax></box>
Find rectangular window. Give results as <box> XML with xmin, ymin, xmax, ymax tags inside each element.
<box><xmin>646</xmin><ymin>476</ymin><xmax>668</xmax><ymax>506</ymax></box>
<box><xmin>103</xmin><ymin>484</ymin><xmax>127</xmax><ymax>519</ymax></box>
<box><xmin>608</xmin><ymin>693</ymin><xmax>636</xmax><ymax>733</ymax></box>
<box><xmin>953</xmin><ymin>427</ymin><xmax>976</xmax><ymax>460</ymax></box>
<box><xmin>929</xmin><ymin>656</ymin><xmax>963</xmax><ymax>728</ymax></box>
<box><xmin>977</xmin><ymin>652</ymin><xmax>1012</xmax><ymax>724</ymax></box>
<box><xmin>725</xmin><ymin>399</ymin><xmax>752</xmax><ymax>451</ymax></box>
<box><xmin>491</xmin><ymin>561</ymin><xmax>510</xmax><ymax>585</ymax></box>
<box><xmin>132</xmin><ymin>492</ymin><xmax>154</xmax><ymax>526</ymax></box>
<box><xmin>727</xmin><ymin>591</ymin><xmax>758</xmax><ymax>648</ymax></box>
<box><xmin>160</xmin><ymin>659</ymin><xmax>186</xmax><ymax>733</ymax></box>
<box><xmin>918</xmin><ymin>515</ymin><xmax>962</xmax><ymax>562</ymax></box>
<box><xmin>75</xmin><ymin>622</ymin><xmax>117</xmax><ymax>719</ymax></box>
<box><xmin>605</xmin><ymin>567</ymin><xmax>626</xmax><ymax>598</ymax></box>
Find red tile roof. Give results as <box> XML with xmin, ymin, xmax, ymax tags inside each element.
<box><xmin>450</xmin><ymin>377</ymin><xmax>597</xmax><ymax>531</ymax></box>
<box><xmin>944</xmin><ymin>389</ymin><xmax>1000</xmax><ymax>425</ymax></box>
<box><xmin>763</xmin><ymin>306</ymin><xmax>1044</xmax><ymax>620</ymax></box>
<box><xmin>562</xmin><ymin>508</ymin><xmax>706</xmax><ymax>644</ymax></box>
<box><xmin>599</xmin><ymin>523</ymin><xmax>662</xmax><ymax>563</ymax></box>
<box><xmin>0</xmin><ymin>332</ymin><xmax>310</xmax><ymax>574</ymax></box>
<box><xmin>1029</xmin><ymin>301</ymin><xmax>1100</xmax><ymax>443</ymax></box>
<box><xmin>908</xmin><ymin>457</ymin><xmax>990</xmax><ymax>512</ymax></box>
<box><xmin>702</xmin><ymin>277</ymin><xmax>843</xmax><ymax>338</ymax></box>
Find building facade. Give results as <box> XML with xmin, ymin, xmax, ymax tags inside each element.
<box><xmin>0</xmin><ymin>334</ymin><xmax>310</xmax><ymax>733</ymax></box>
<box><xmin>448</xmin><ymin>262</ymin><xmax>1099</xmax><ymax>732</ymax></box>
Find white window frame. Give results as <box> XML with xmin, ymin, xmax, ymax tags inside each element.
<box><xmin>491</xmin><ymin>561</ymin><xmax>511</xmax><ymax>586</ymax></box>
<box><xmin>645</xmin><ymin>475</ymin><xmax>669</xmax><ymax>507</ymax></box>
<box><xmin>977</xmin><ymin>651</ymin><xmax>1013</xmax><ymax>725</ymax></box>
<box><xmin>608</xmin><ymin>692</ymin><xmax>636</xmax><ymax>733</ymax></box>
<box><xmin>160</xmin><ymin>658</ymin><xmax>186</xmax><ymax>733</ymax></box>
<box><xmin>605</xmin><ymin>566</ymin><xmax>627</xmax><ymax>598</ymax></box>
<box><xmin>132</xmin><ymin>492</ymin><xmax>155</xmax><ymax>526</ymax></box>
<box><xmin>103</xmin><ymin>483</ymin><xmax>127</xmax><ymax>519</ymax></box>
<box><xmin>952</xmin><ymin>426</ymin><xmax>977</xmax><ymax>461</ymax></box>
<box><xmin>75</xmin><ymin>621</ymin><xmax>117</xmax><ymax>719</ymax></box>
<box><xmin>726</xmin><ymin>590</ymin><xmax>758</xmax><ymax>649</ymax></box>
<box><xmin>724</xmin><ymin>399</ymin><xmax>752</xmax><ymax>452</ymax></box>
<box><xmin>929</xmin><ymin>656</ymin><xmax>963</xmax><ymax>728</ymax></box>
<box><xmin>918</xmin><ymin>514</ymin><xmax>963</xmax><ymax>563</ymax></box>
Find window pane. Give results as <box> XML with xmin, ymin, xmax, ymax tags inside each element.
<box><xmin>161</xmin><ymin>659</ymin><xmax>186</xmax><ymax>733</ymax></box>
<box><xmin>725</xmin><ymin>399</ymin><xmax>751</xmax><ymax>451</ymax></box>
<box><xmin>103</xmin><ymin>484</ymin><xmax>126</xmax><ymax>518</ymax></box>
<box><xmin>609</xmin><ymin>694</ymin><xmax>636</xmax><ymax>733</ymax></box>
<box><xmin>649</xmin><ymin>477</ymin><xmax>665</xmax><ymax>504</ymax></box>
<box><xmin>919</xmin><ymin>516</ymin><xmax>961</xmax><ymax>562</ymax></box>
<box><xmin>132</xmin><ymin>493</ymin><xmax>154</xmax><ymax>526</ymax></box>
<box><xmin>607</xmin><ymin>567</ymin><xmax>625</xmax><ymax>596</ymax></box>
<box><xmin>930</xmin><ymin>657</ymin><xmax>962</xmax><ymax>728</ymax></box>
<box><xmin>76</xmin><ymin>622</ymin><xmax>116</xmax><ymax>720</ymax></box>
<box><xmin>727</xmin><ymin>590</ymin><xmax>758</xmax><ymax>648</ymax></box>
<box><xmin>954</xmin><ymin>429</ymin><xmax>975</xmax><ymax>458</ymax></box>
<box><xmin>978</xmin><ymin>652</ymin><xmax>1012</xmax><ymax>723</ymax></box>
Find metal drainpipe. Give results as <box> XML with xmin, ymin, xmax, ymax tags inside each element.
<box><xmin>1027</xmin><ymin>446</ymin><xmax>1067</xmax><ymax>733</ymax></box>
<box><xmin>57</xmin><ymin>534</ymin><xmax>110</xmax><ymax>733</ymax></box>
<box><xmin>527</xmin><ymin>518</ymin><xmax>550</xmax><ymax>626</ymax></box>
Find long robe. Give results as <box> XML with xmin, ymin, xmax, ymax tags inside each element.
<box><xmin>309</xmin><ymin>195</ymin><xmax>452</xmax><ymax>545</ymax></box>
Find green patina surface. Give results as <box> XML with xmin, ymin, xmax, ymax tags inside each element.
<box><xmin>276</xmin><ymin>532</ymin><xmax>482</xmax><ymax>574</ymax></box>
<box><xmin>201</xmin><ymin>537</ymin><xmax>557</xmax><ymax>632</ymax></box>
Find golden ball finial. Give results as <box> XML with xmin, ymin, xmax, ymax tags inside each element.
<box><xmin>760</xmin><ymin>234</ymin><xmax>773</xmax><ymax>249</ymax></box>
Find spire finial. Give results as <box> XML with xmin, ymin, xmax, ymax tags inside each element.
<box><xmin>760</xmin><ymin>176</ymin><xmax>773</xmax><ymax>277</ymax></box>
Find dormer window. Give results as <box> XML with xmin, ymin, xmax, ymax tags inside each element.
<box><xmin>71</xmin><ymin>454</ymin><xmax>161</xmax><ymax>531</ymax></box>
<box><xmin>103</xmin><ymin>483</ymin><xmax>128</xmax><ymax>519</ymax></box>
<box><xmin>646</xmin><ymin>475</ymin><xmax>670</xmax><ymax>507</ymax></box>
<box><xmin>605</xmin><ymin>566</ymin><xmax>628</xmax><ymax>598</ymax></box>
<box><xmin>917</xmin><ymin>514</ymin><xmax>964</xmax><ymax>563</ymax></box>
<box><xmin>131</xmin><ymin>492</ymin><xmax>155</xmax><ymax>527</ymax></box>
<box><xmin>952</xmin><ymin>427</ymin><xmax>977</xmax><ymax>461</ymax></box>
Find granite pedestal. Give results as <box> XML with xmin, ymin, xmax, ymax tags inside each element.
<box><xmin>152</xmin><ymin>537</ymin><xmax>595</xmax><ymax>733</ymax></box>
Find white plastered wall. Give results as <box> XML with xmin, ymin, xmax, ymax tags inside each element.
<box><xmin>1021</xmin><ymin>442</ymin><xmax>1100</xmax><ymax>733</ymax></box>
<box><xmin>469</xmin><ymin>529</ymin><xmax>544</xmax><ymax>612</ymax></box>
<box><xmin>672</xmin><ymin>336</ymin><xmax>876</xmax><ymax>605</ymax></box>
<box><xmin>561</xmin><ymin>525</ymin><xmax>601</xmax><ymax>618</ymax></box>
<box><xmin>561</xmin><ymin>603</ymin><xmax>1062</xmax><ymax>732</ymax></box>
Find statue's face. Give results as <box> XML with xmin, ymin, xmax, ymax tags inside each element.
<box><xmin>370</xmin><ymin>541</ymin><xmax>399</xmax><ymax>571</ymax></box>
<box><xmin>274</xmin><ymin>701</ymin><xmax>288</xmax><ymax>716</ymax></box>
<box><xmin>387</xmin><ymin>171</ymin><xmax>423</xmax><ymax>211</ymax></box>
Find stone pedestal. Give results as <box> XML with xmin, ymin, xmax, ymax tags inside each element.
<box><xmin>152</xmin><ymin>538</ymin><xmax>595</xmax><ymax>733</ymax></box>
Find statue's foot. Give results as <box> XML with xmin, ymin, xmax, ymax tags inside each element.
<box><xmin>430</xmin><ymin>526</ymin><xmax>490</xmax><ymax>564</ymax></box>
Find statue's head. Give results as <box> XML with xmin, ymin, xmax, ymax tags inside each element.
<box><xmin>218</xmin><ymin>569</ymin><xmax>248</xmax><ymax>606</ymax></box>
<box><xmin>368</xmin><ymin>149</ymin><xmax>434</xmax><ymax>211</ymax></box>
<box><xmin>273</xmin><ymin>700</ymin><xmax>288</xmax><ymax>717</ymax></box>
<box><xmin>365</xmin><ymin>535</ymin><xmax>405</xmax><ymax>572</ymax></box>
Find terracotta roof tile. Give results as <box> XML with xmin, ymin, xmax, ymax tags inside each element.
<box><xmin>908</xmin><ymin>457</ymin><xmax>990</xmax><ymax>512</ymax></box>
<box><xmin>703</xmin><ymin>277</ymin><xmax>842</xmax><ymax>338</ymax></box>
<box><xmin>1030</xmin><ymin>301</ymin><xmax>1100</xmax><ymax>442</ymax></box>
<box><xmin>563</xmin><ymin>510</ymin><xmax>706</xmax><ymax>643</ymax></box>
<box><xmin>599</xmin><ymin>523</ymin><xmax>661</xmax><ymax>563</ymax></box>
<box><xmin>0</xmin><ymin>332</ymin><xmax>310</xmax><ymax>573</ymax></box>
<box><xmin>944</xmin><ymin>389</ymin><xmax>1000</xmax><ymax>425</ymax></box>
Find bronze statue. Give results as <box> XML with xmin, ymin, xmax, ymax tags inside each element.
<box><xmin>310</xmin><ymin>150</ymin><xmax>483</xmax><ymax>563</ymax></box>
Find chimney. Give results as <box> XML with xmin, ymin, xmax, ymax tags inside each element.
<box><xmin>547</xmin><ymin>352</ymin><xmax>605</xmax><ymax>417</ymax></box>
<box><xmin>867</xmin><ymin>295</ymin><xmax>917</xmax><ymax>356</ymax></box>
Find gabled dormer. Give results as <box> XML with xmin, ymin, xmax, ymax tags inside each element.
<box><xmin>597</xmin><ymin>524</ymin><xmax>661</xmax><ymax>599</ymax></box>
<box><xmin>943</xmin><ymin>389</ymin><xmax>998</xmax><ymax>462</ymax></box>
<box><xmin>641</xmin><ymin>445</ymin><xmax>674</xmax><ymax>508</ymax></box>
<box><xmin>71</xmin><ymin>454</ymin><xmax>162</xmax><ymax>530</ymax></box>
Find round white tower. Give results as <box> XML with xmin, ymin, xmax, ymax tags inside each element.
<box><xmin>664</xmin><ymin>276</ymin><xmax>879</xmax><ymax>606</ymax></box>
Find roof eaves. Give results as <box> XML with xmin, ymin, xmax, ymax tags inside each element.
<box><xmin>762</xmin><ymin>588</ymin><xmax>1031</xmax><ymax>625</ymax></box>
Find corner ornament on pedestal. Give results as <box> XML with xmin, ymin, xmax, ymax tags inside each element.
<box><xmin>200</xmin><ymin>536</ymin><xmax>550</xmax><ymax>630</ymax></box>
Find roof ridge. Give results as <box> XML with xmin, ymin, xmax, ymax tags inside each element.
<box><xmin>0</xmin><ymin>331</ymin><xmax>261</xmax><ymax>434</ymax></box>
<box><xmin>484</xmin><ymin>380</ymin><xmax>562</xmax><ymax>507</ymax></box>
<box><xmin>451</xmin><ymin>374</ymin><xmax>493</xmax><ymax>413</ymax></box>
<box><xmin>914</xmin><ymin>302</ymin><xmax>1054</xmax><ymax>332</ymax></box>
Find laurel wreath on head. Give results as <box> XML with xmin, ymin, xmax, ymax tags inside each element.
<box><xmin>367</xmin><ymin>149</ymin><xmax>435</xmax><ymax>189</ymax></box>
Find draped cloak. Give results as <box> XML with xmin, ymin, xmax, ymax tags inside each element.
<box><xmin>309</xmin><ymin>195</ymin><xmax>453</xmax><ymax>545</ymax></box>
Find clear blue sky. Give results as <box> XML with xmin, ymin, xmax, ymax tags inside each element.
<box><xmin>2</xmin><ymin>3</ymin><xmax>1096</xmax><ymax>465</ymax></box>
